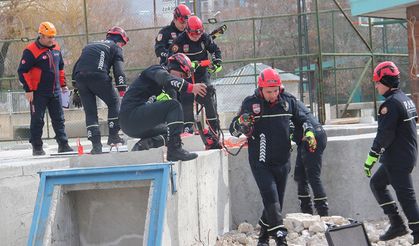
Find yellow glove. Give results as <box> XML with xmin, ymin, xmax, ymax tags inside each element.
<box><xmin>156</xmin><ymin>92</ymin><xmax>172</xmax><ymax>101</ymax></box>
<box><xmin>304</xmin><ymin>131</ymin><xmax>317</xmax><ymax>152</ymax></box>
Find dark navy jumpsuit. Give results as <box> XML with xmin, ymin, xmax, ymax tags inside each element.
<box><xmin>72</xmin><ymin>39</ymin><xmax>127</xmax><ymax>143</ymax></box>
<box><xmin>17</xmin><ymin>38</ymin><xmax>69</xmax><ymax>148</ymax></box>
<box><xmin>154</xmin><ymin>21</ymin><xmax>183</xmax><ymax>65</ymax></box>
<box><xmin>230</xmin><ymin>89</ymin><xmax>313</xmax><ymax>237</ymax></box>
<box><xmin>119</xmin><ymin>65</ymin><xmax>193</xmax><ymax>141</ymax></box>
<box><xmin>171</xmin><ymin>32</ymin><xmax>222</xmax><ymax>134</ymax></box>
<box><xmin>292</xmin><ymin>100</ymin><xmax>328</xmax><ymax>215</ymax></box>
<box><xmin>369</xmin><ymin>89</ymin><xmax>419</xmax><ymax>235</ymax></box>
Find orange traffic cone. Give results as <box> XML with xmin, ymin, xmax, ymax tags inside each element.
<box><xmin>77</xmin><ymin>138</ymin><xmax>84</xmax><ymax>156</ymax></box>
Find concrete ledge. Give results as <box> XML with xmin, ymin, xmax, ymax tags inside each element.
<box><xmin>69</xmin><ymin>149</ymin><xmax>165</xmax><ymax>168</ymax></box>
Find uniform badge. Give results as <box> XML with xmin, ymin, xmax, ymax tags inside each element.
<box><xmin>171</xmin><ymin>32</ymin><xmax>177</xmax><ymax>39</ymax></box>
<box><xmin>172</xmin><ymin>45</ymin><xmax>179</xmax><ymax>53</ymax></box>
<box><xmin>21</xmin><ymin>59</ymin><xmax>26</xmax><ymax>64</ymax></box>
<box><xmin>183</xmin><ymin>44</ymin><xmax>189</xmax><ymax>53</ymax></box>
<box><xmin>252</xmin><ymin>104</ymin><xmax>261</xmax><ymax>114</ymax></box>
<box><xmin>283</xmin><ymin>101</ymin><xmax>289</xmax><ymax>111</ymax></box>
<box><xmin>156</xmin><ymin>33</ymin><xmax>163</xmax><ymax>41</ymax></box>
<box><xmin>380</xmin><ymin>106</ymin><xmax>388</xmax><ymax>115</ymax></box>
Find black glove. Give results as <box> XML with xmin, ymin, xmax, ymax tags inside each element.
<box><xmin>72</xmin><ymin>89</ymin><xmax>83</xmax><ymax>108</ymax></box>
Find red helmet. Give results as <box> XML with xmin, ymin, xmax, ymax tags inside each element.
<box><xmin>167</xmin><ymin>53</ymin><xmax>193</xmax><ymax>78</ymax></box>
<box><xmin>174</xmin><ymin>4</ymin><xmax>191</xmax><ymax>24</ymax></box>
<box><xmin>258</xmin><ymin>68</ymin><xmax>283</xmax><ymax>88</ymax></box>
<box><xmin>186</xmin><ymin>16</ymin><xmax>204</xmax><ymax>39</ymax></box>
<box><xmin>107</xmin><ymin>26</ymin><xmax>129</xmax><ymax>45</ymax></box>
<box><xmin>373</xmin><ymin>61</ymin><xmax>400</xmax><ymax>82</ymax></box>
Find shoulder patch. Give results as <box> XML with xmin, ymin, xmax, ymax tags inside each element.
<box><xmin>157</xmin><ymin>33</ymin><xmax>163</xmax><ymax>41</ymax></box>
<box><xmin>380</xmin><ymin>106</ymin><xmax>388</xmax><ymax>115</ymax></box>
<box><xmin>183</xmin><ymin>44</ymin><xmax>189</xmax><ymax>53</ymax></box>
<box><xmin>171</xmin><ymin>44</ymin><xmax>179</xmax><ymax>53</ymax></box>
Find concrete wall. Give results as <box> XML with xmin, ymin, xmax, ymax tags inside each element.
<box><xmin>0</xmin><ymin>148</ymin><xmax>229</xmax><ymax>246</ymax></box>
<box><xmin>2</xmin><ymin>125</ymin><xmax>419</xmax><ymax>245</ymax></box>
<box><xmin>0</xmin><ymin>156</ymin><xmax>70</xmax><ymax>246</ymax></box>
<box><xmin>228</xmin><ymin>131</ymin><xmax>419</xmax><ymax>227</ymax></box>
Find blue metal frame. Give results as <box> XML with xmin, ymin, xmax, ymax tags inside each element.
<box><xmin>27</xmin><ymin>163</ymin><xmax>171</xmax><ymax>246</ymax></box>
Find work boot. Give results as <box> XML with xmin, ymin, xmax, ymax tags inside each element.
<box><xmin>314</xmin><ymin>198</ymin><xmax>329</xmax><ymax>216</ymax></box>
<box><xmin>299</xmin><ymin>196</ymin><xmax>314</xmax><ymax>215</ymax></box>
<box><xmin>132</xmin><ymin>136</ymin><xmax>165</xmax><ymax>151</ymax></box>
<box><xmin>183</xmin><ymin>124</ymin><xmax>194</xmax><ymax>134</ymax></box>
<box><xmin>274</xmin><ymin>230</ymin><xmax>288</xmax><ymax>246</ymax></box>
<box><xmin>32</xmin><ymin>145</ymin><xmax>46</xmax><ymax>156</ymax></box>
<box><xmin>257</xmin><ymin>225</ymin><xmax>269</xmax><ymax>246</ymax></box>
<box><xmin>167</xmin><ymin>135</ymin><xmax>198</xmax><ymax>161</ymax></box>
<box><xmin>107</xmin><ymin>133</ymin><xmax>125</xmax><ymax>146</ymax></box>
<box><xmin>90</xmin><ymin>142</ymin><xmax>103</xmax><ymax>155</ymax></box>
<box><xmin>58</xmin><ymin>142</ymin><xmax>73</xmax><ymax>153</ymax></box>
<box><xmin>379</xmin><ymin>214</ymin><xmax>409</xmax><ymax>241</ymax></box>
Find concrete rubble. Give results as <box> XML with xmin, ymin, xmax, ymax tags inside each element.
<box><xmin>216</xmin><ymin>213</ymin><xmax>415</xmax><ymax>246</ymax></box>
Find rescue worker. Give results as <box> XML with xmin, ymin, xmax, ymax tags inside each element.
<box><xmin>171</xmin><ymin>16</ymin><xmax>222</xmax><ymax>149</ymax></box>
<box><xmin>291</xmin><ymin>101</ymin><xmax>328</xmax><ymax>216</ymax></box>
<box><xmin>154</xmin><ymin>4</ymin><xmax>191</xmax><ymax>64</ymax></box>
<box><xmin>119</xmin><ymin>53</ymin><xmax>207</xmax><ymax>161</ymax></box>
<box><xmin>17</xmin><ymin>21</ymin><xmax>73</xmax><ymax>156</ymax></box>
<box><xmin>229</xmin><ymin>68</ymin><xmax>315</xmax><ymax>246</ymax></box>
<box><xmin>364</xmin><ymin>61</ymin><xmax>419</xmax><ymax>244</ymax></box>
<box><xmin>72</xmin><ymin>26</ymin><xmax>128</xmax><ymax>154</ymax></box>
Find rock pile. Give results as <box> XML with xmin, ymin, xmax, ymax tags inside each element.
<box><xmin>216</xmin><ymin>213</ymin><xmax>415</xmax><ymax>246</ymax></box>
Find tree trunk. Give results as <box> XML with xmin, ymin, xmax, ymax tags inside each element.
<box><xmin>0</xmin><ymin>41</ymin><xmax>11</xmax><ymax>89</ymax></box>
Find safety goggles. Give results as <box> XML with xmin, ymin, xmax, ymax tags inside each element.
<box><xmin>176</xmin><ymin>15</ymin><xmax>189</xmax><ymax>24</ymax></box>
<box><xmin>187</xmin><ymin>29</ymin><xmax>203</xmax><ymax>37</ymax></box>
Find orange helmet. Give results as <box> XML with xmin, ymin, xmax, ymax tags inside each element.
<box><xmin>38</xmin><ymin>22</ymin><xmax>57</xmax><ymax>36</ymax></box>
<box><xmin>186</xmin><ymin>16</ymin><xmax>204</xmax><ymax>39</ymax></box>
<box><xmin>258</xmin><ymin>68</ymin><xmax>283</xmax><ymax>88</ymax></box>
<box><xmin>174</xmin><ymin>4</ymin><xmax>191</xmax><ymax>24</ymax></box>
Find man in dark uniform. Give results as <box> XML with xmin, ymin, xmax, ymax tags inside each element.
<box><xmin>17</xmin><ymin>21</ymin><xmax>73</xmax><ymax>156</ymax></box>
<box><xmin>292</xmin><ymin>101</ymin><xmax>328</xmax><ymax>216</ymax></box>
<box><xmin>154</xmin><ymin>4</ymin><xmax>191</xmax><ymax>64</ymax></box>
<box><xmin>72</xmin><ymin>26</ymin><xmax>128</xmax><ymax>154</ymax></box>
<box><xmin>119</xmin><ymin>53</ymin><xmax>207</xmax><ymax>161</ymax></box>
<box><xmin>229</xmin><ymin>68</ymin><xmax>315</xmax><ymax>246</ymax></box>
<box><xmin>171</xmin><ymin>16</ymin><xmax>222</xmax><ymax>149</ymax></box>
<box><xmin>364</xmin><ymin>61</ymin><xmax>419</xmax><ymax>244</ymax></box>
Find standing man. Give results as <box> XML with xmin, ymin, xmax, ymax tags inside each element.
<box><xmin>17</xmin><ymin>21</ymin><xmax>73</xmax><ymax>156</ymax></box>
<box><xmin>154</xmin><ymin>4</ymin><xmax>191</xmax><ymax>64</ymax></box>
<box><xmin>119</xmin><ymin>53</ymin><xmax>207</xmax><ymax>161</ymax></box>
<box><xmin>364</xmin><ymin>61</ymin><xmax>419</xmax><ymax>243</ymax></box>
<box><xmin>292</xmin><ymin>101</ymin><xmax>328</xmax><ymax>216</ymax></box>
<box><xmin>229</xmin><ymin>68</ymin><xmax>315</xmax><ymax>246</ymax></box>
<box><xmin>72</xmin><ymin>26</ymin><xmax>128</xmax><ymax>154</ymax></box>
<box><xmin>172</xmin><ymin>16</ymin><xmax>223</xmax><ymax>149</ymax></box>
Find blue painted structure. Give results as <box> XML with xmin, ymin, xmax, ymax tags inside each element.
<box><xmin>27</xmin><ymin>163</ymin><xmax>171</xmax><ymax>246</ymax></box>
<box><xmin>350</xmin><ymin>0</ymin><xmax>417</xmax><ymax>18</ymax></box>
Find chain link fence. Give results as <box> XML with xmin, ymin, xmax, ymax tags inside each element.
<box><xmin>0</xmin><ymin>6</ymin><xmax>410</xmax><ymax>140</ymax></box>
